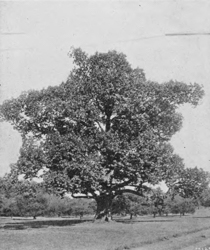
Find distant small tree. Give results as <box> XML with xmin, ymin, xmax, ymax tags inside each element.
<box><xmin>111</xmin><ymin>195</ymin><xmax>127</xmax><ymax>216</ymax></box>
<box><xmin>14</xmin><ymin>190</ymin><xmax>48</xmax><ymax>219</ymax></box>
<box><xmin>199</xmin><ymin>188</ymin><xmax>210</xmax><ymax>207</ymax></box>
<box><xmin>169</xmin><ymin>196</ymin><xmax>196</xmax><ymax>216</ymax></box>
<box><xmin>43</xmin><ymin>195</ymin><xmax>71</xmax><ymax>217</ymax></box>
<box><xmin>28</xmin><ymin>193</ymin><xmax>48</xmax><ymax>219</ymax></box>
<box><xmin>1</xmin><ymin>198</ymin><xmax>19</xmax><ymax>217</ymax></box>
<box><xmin>0</xmin><ymin>194</ymin><xmax>4</xmax><ymax>215</ymax></box>
<box><xmin>149</xmin><ymin>205</ymin><xmax>159</xmax><ymax>218</ymax></box>
<box><xmin>71</xmin><ymin>199</ymin><xmax>96</xmax><ymax>219</ymax></box>
<box><xmin>149</xmin><ymin>188</ymin><xmax>165</xmax><ymax>217</ymax></box>
<box><xmin>112</xmin><ymin>194</ymin><xmax>147</xmax><ymax>219</ymax></box>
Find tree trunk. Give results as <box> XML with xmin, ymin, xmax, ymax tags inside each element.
<box><xmin>130</xmin><ymin>213</ymin><xmax>133</xmax><ymax>220</ymax></box>
<box><xmin>80</xmin><ymin>212</ymin><xmax>83</xmax><ymax>220</ymax></box>
<box><xmin>158</xmin><ymin>210</ymin><xmax>162</xmax><ymax>216</ymax></box>
<box><xmin>94</xmin><ymin>195</ymin><xmax>113</xmax><ymax>222</ymax></box>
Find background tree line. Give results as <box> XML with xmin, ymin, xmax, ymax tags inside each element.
<box><xmin>0</xmin><ymin>176</ymin><xmax>96</xmax><ymax>219</ymax></box>
<box><xmin>1</xmin><ymin>174</ymin><xmax>210</xmax><ymax>219</ymax></box>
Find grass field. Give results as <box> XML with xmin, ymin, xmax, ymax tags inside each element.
<box><xmin>1</xmin><ymin>208</ymin><xmax>210</xmax><ymax>250</ymax></box>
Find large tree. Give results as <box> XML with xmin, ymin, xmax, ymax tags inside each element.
<box><xmin>0</xmin><ymin>48</ymin><xmax>207</xmax><ymax>221</ymax></box>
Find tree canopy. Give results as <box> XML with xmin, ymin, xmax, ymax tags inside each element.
<box><xmin>0</xmin><ymin>48</ymin><xmax>208</xmax><ymax>220</ymax></box>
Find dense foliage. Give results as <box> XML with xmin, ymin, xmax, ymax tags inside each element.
<box><xmin>0</xmin><ymin>177</ymin><xmax>96</xmax><ymax>218</ymax></box>
<box><xmin>112</xmin><ymin>193</ymin><xmax>148</xmax><ymax>219</ymax></box>
<box><xmin>199</xmin><ymin>188</ymin><xmax>210</xmax><ymax>207</ymax></box>
<box><xmin>0</xmin><ymin>178</ymin><xmax>198</xmax><ymax>219</ymax></box>
<box><xmin>0</xmin><ymin>48</ymin><xmax>208</xmax><ymax>220</ymax></box>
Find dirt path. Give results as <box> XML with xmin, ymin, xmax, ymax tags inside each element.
<box><xmin>131</xmin><ymin>228</ymin><xmax>210</xmax><ymax>250</ymax></box>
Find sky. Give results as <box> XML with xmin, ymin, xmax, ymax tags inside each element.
<box><xmin>0</xmin><ymin>0</ymin><xmax>210</xmax><ymax>176</ymax></box>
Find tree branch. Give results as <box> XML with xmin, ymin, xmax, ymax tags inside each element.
<box><xmin>95</xmin><ymin>120</ymin><xmax>105</xmax><ymax>132</ymax></box>
<box><xmin>72</xmin><ymin>194</ymin><xmax>94</xmax><ymax>199</ymax></box>
<box><xmin>112</xmin><ymin>179</ymin><xmax>134</xmax><ymax>191</ymax></box>
<box><xmin>116</xmin><ymin>189</ymin><xmax>144</xmax><ymax>197</ymax></box>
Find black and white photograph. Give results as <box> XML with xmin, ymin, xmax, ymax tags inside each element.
<box><xmin>0</xmin><ymin>0</ymin><xmax>210</xmax><ymax>249</ymax></box>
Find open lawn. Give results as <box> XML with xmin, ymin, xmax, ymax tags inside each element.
<box><xmin>1</xmin><ymin>208</ymin><xmax>210</xmax><ymax>250</ymax></box>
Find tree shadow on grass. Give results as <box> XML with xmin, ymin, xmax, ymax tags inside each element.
<box><xmin>12</xmin><ymin>218</ymin><xmax>36</xmax><ymax>221</ymax></box>
<box><xmin>115</xmin><ymin>219</ymin><xmax>174</xmax><ymax>224</ymax></box>
<box><xmin>4</xmin><ymin>218</ymin><xmax>93</xmax><ymax>229</ymax></box>
<box><xmin>193</xmin><ymin>216</ymin><xmax>210</xmax><ymax>219</ymax></box>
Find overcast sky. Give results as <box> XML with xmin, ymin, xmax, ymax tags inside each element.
<box><xmin>0</xmin><ymin>0</ymin><xmax>210</xmax><ymax>176</ymax></box>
